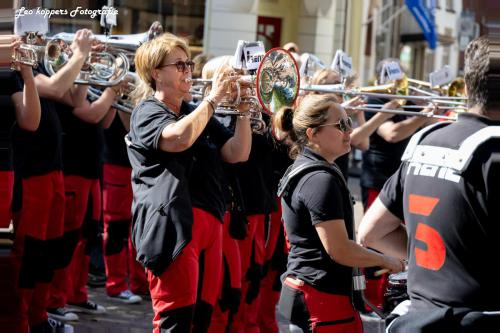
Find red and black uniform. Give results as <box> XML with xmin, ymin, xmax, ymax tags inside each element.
<box><xmin>229</xmin><ymin>130</ymin><xmax>276</xmax><ymax>333</ymax></box>
<box><xmin>48</xmin><ymin>102</ymin><xmax>104</xmax><ymax>309</ymax></box>
<box><xmin>12</xmin><ymin>64</ymin><xmax>65</xmax><ymax>327</ymax></box>
<box><xmin>0</xmin><ymin>69</ymin><xmax>21</xmax><ymax>227</ymax></box>
<box><xmin>103</xmin><ymin>114</ymin><xmax>147</xmax><ymax>297</ymax></box>
<box><xmin>380</xmin><ymin>113</ymin><xmax>500</xmax><ymax>331</ymax></box>
<box><xmin>257</xmin><ymin>139</ymin><xmax>292</xmax><ymax>333</ymax></box>
<box><xmin>360</xmin><ymin>97</ymin><xmax>413</xmax><ymax>309</ymax></box>
<box><xmin>127</xmin><ymin>97</ymin><xmax>231</xmax><ymax>333</ymax></box>
<box><xmin>277</xmin><ymin>147</ymin><xmax>363</xmax><ymax>333</ymax></box>
<box><xmin>0</xmin><ymin>69</ymin><xmax>25</xmax><ymax>333</ymax></box>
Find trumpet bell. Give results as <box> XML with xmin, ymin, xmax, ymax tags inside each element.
<box><xmin>256</xmin><ymin>47</ymin><xmax>300</xmax><ymax>114</ymax></box>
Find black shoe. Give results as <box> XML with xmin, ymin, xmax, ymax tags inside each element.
<box><xmin>47</xmin><ymin>307</ymin><xmax>79</xmax><ymax>321</ymax></box>
<box><xmin>67</xmin><ymin>300</ymin><xmax>106</xmax><ymax>314</ymax></box>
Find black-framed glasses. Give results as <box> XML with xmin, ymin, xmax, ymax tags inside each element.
<box><xmin>317</xmin><ymin>117</ymin><xmax>353</xmax><ymax>132</ymax></box>
<box><xmin>157</xmin><ymin>60</ymin><xmax>195</xmax><ymax>72</ymax></box>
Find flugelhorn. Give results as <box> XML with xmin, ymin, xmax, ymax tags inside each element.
<box><xmin>87</xmin><ymin>72</ymin><xmax>138</xmax><ymax>114</ymax></box>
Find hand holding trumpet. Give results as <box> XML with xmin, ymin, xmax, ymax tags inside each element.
<box><xmin>70</xmin><ymin>29</ymin><xmax>93</xmax><ymax>58</ymax></box>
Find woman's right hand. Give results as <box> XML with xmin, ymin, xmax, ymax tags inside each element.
<box><xmin>207</xmin><ymin>65</ymin><xmax>237</xmax><ymax>104</ymax></box>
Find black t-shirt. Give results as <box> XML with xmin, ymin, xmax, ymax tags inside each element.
<box><xmin>230</xmin><ymin>130</ymin><xmax>276</xmax><ymax>215</ymax></box>
<box><xmin>12</xmin><ymin>64</ymin><xmax>63</xmax><ymax>177</ymax></box>
<box><xmin>281</xmin><ymin>147</ymin><xmax>354</xmax><ymax>295</ymax></box>
<box><xmin>361</xmin><ymin>98</ymin><xmax>411</xmax><ymax>190</ymax></box>
<box><xmin>380</xmin><ymin>113</ymin><xmax>500</xmax><ymax>311</ymax></box>
<box><xmin>270</xmin><ymin>139</ymin><xmax>293</xmax><ymax>197</ymax></box>
<box><xmin>104</xmin><ymin>115</ymin><xmax>131</xmax><ymax>167</ymax></box>
<box><xmin>188</xmin><ymin>110</ymin><xmax>233</xmax><ymax>221</ymax></box>
<box><xmin>56</xmin><ymin>101</ymin><xmax>104</xmax><ymax>179</ymax></box>
<box><xmin>0</xmin><ymin>69</ymin><xmax>22</xmax><ymax>171</ymax></box>
<box><xmin>127</xmin><ymin>97</ymin><xmax>194</xmax><ymax>274</ymax></box>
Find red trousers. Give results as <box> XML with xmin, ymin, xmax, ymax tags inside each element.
<box><xmin>147</xmin><ymin>207</ymin><xmax>223</xmax><ymax>333</ymax></box>
<box><xmin>209</xmin><ymin>212</ymin><xmax>242</xmax><ymax>333</ymax></box>
<box><xmin>280</xmin><ymin>277</ymin><xmax>363</xmax><ymax>333</ymax></box>
<box><xmin>103</xmin><ymin>164</ymin><xmax>147</xmax><ymax>296</ymax></box>
<box><xmin>231</xmin><ymin>214</ymin><xmax>266</xmax><ymax>333</ymax></box>
<box><xmin>0</xmin><ymin>170</ymin><xmax>14</xmax><ymax>228</ymax></box>
<box><xmin>48</xmin><ymin>176</ymin><xmax>101</xmax><ymax>308</ymax></box>
<box><xmin>257</xmin><ymin>200</ymin><xmax>285</xmax><ymax>333</ymax></box>
<box><xmin>14</xmin><ymin>171</ymin><xmax>65</xmax><ymax>326</ymax></box>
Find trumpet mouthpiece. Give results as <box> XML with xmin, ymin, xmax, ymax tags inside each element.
<box><xmin>185</xmin><ymin>78</ymin><xmax>193</xmax><ymax>83</ymax></box>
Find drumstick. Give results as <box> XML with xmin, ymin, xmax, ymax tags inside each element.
<box><xmin>374</xmin><ymin>260</ymin><xmax>408</xmax><ymax>276</ymax></box>
<box><xmin>374</xmin><ymin>268</ymin><xmax>390</xmax><ymax>277</ymax></box>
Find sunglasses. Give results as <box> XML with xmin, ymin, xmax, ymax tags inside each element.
<box><xmin>157</xmin><ymin>59</ymin><xmax>195</xmax><ymax>72</ymax></box>
<box><xmin>317</xmin><ymin>117</ymin><xmax>353</xmax><ymax>132</ymax></box>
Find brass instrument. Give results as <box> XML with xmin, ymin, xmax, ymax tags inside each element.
<box><xmin>87</xmin><ymin>72</ymin><xmax>138</xmax><ymax>114</ymax></box>
<box><xmin>42</xmin><ymin>32</ymin><xmax>130</xmax><ymax>87</ymax></box>
<box><xmin>9</xmin><ymin>32</ymin><xmax>61</xmax><ymax>70</ymax></box>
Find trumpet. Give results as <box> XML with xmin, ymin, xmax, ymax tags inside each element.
<box><xmin>190</xmin><ymin>76</ymin><xmax>266</xmax><ymax>133</ymax></box>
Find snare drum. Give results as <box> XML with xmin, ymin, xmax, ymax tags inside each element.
<box><xmin>384</xmin><ymin>271</ymin><xmax>408</xmax><ymax>313</ymax></box>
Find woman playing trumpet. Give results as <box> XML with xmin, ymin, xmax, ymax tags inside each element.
<box><xmin>127</xmin><ymin>33</ymin><xmax>251</xmax><ymax>332</ymax></box>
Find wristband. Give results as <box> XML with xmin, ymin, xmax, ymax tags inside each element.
<box><xmin>204</xmin><ymin>98</ymin><xmax>216</xmax><ymax>113</ymax></box>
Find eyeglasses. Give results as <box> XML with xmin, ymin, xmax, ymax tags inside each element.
<box><xmin>157</xmin><ymin>59</ymin><xmax>195</xmax><ymax>72</ymax></box>
<box><xmin>317</xmin><ymin>117</ymin><xmax>353</xmax><ymax>132</ymax></box>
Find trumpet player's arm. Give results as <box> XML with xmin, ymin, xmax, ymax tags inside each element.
<box><xmin>117</xmin><ymin>110</ymin><xmax>130</xmax><ymax>132</ymax></box>
<box><xmin>220</xmin><ymin>114</ymin><xmax>252</xmax><ymax>163</ymax></box>
<box><xmin>102</xmin><ymin>107</ymin><xmax>118</xmax><ymax>130</ymax></box>
<box><xmin>11</xmin><ymin>66</ymin><xmax>41</xmax><ymax>131</ymax></box>
<box><xmin>159</xmin><ymin>100</ymin><xmax>216</xmax><ymax>152</ymax></box>
<box><xmin>72</xmin><ymin>88</ymin><xmax>117</xmax><ymax>124</ymax></box>
<box><xmin>351</xmin><ymin>112</ymin><xmax>394</xmax><ymax>151</ymax></box>
<box><xmin>377</xmin><ymin>107</ymin><xmax>434</xmax><ymax>143</ymax></box>
<box><xmin>34</xmin><ymin>50</ymin><xmax>88</xmax><ymax>103</ymax></box>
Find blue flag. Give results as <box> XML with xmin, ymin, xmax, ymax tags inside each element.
<box><xmin>405</xmin><ymin>0</ymin><xmax>437</xmax><ymax>49</ymax></box>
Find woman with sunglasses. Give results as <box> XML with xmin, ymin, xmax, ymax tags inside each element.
<box><xmin>128</xmin><ymin>33</ymin><xmax>252</xmax><ymax>333</ymax></box>
<box><xmin>274</xmin><ymin>94</ymin><xmax>403</xmax><ymax>333</ymax></box>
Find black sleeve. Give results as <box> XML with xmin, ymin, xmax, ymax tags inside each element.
<box><xmin>131</xmin><ymin>102</ymin><xmax>177</xmax><ymax>151</ymax></box>
<box><xmin>485</xmin><ymin>152</ymin><xmax>500</xmax><ymax>224</ymax></box>
<box><xmin>299</xmin><ymin>171</ymin><xmax>345</xmax><ymax>225</ymax></box>
<box><xmin>207</xmin><ymin>117</ymin><xmax>233</xmax><ymax>149</ymax></box>
<box><xmin>378</xmin><ymin>163</ymin><xmax>406</xmax><ymax>220</ymax></box>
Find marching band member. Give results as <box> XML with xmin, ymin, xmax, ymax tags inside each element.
<box><xmin>275</xmin><ymin>94</ymin><xmax>403</xmax><ymax>333</ymax></box>
<box><xmin>12</xmin><ymin>29</ymin><xmax>93</xmax><ymax>332</ymax></box>
<box><xmin>0</xmin><ymin>36</ymin><xmax>41</xmax><ymax>333</ymax></box>
<box><xmin>127</xmin><ymin>32</ymin><xmax>251</xmax><ymax>332</ymax></box>
<box><xmin>102</xmin><ymin>106</ymin><xmax>149</xmax><ymax>304</ymax></box>
<box><xmin>359</xmin><ymin>35</ymin><xmax>500</xmax><ymax>331</ymax></box>
<box><xmin>360</xmin><ymin>59</ymin><xmax>436</xmax><ymax>311</ymax></box>
<box><xmin>47</xmin><ymin>80</ymin><xmax>128</xmax><ymax>318</ymax></box>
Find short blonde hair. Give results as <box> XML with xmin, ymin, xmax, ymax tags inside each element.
<box><xmin>131</xmin><ymin>33</ymin><xmax>190</xmax><ymax>105</ymax></box>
